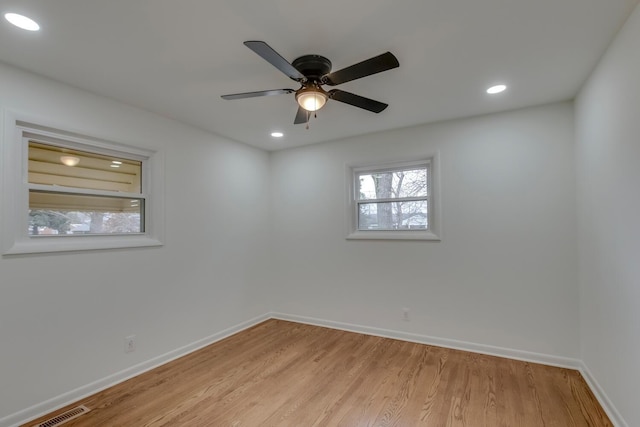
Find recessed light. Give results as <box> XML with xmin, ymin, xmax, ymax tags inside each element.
<box><xmin>271</xmin><ymin>132</ymin><xmax>284</xmax><ymax>138</ymax></box>
<box><xmin>487</xmin><ymin>84</ymin><xmax>507</xmax><ymax>94</ymax></box>
<box><xmin>4</xmin><ymin>13</ymin><xmax>40</xmax><ymax>31</ymax></box>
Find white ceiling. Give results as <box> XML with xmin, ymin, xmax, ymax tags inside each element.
<box><xmin>0</xmin><ymin>0</ymin><xmax>638</xmax><ymax>150</ymax></box>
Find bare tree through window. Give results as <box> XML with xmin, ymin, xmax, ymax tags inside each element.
<box><xmin>357</xmin><ymin>164</ymin><xmax>429</xmax><ymax>230</ymax></box>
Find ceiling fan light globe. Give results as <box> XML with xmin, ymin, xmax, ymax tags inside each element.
<box><xmin>296</xmin><ymin>91</ymin><xmax>328</xmax><ymax>112</ymax></box>
<box><xmin>60</xmin><ymin>155</ymin><xmax>80</xmax><ymax>167</ymax></box>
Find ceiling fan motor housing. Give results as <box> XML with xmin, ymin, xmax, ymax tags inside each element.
<box><xmin>292</xmin><ymin>55</ymin><xmax>332</xmax><ymax>81</ymax></box>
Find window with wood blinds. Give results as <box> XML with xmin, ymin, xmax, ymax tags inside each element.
<box><xmin>1</xmin><ymin>115</ymin><xmax>163</xmax><ymax>254</ymax></box>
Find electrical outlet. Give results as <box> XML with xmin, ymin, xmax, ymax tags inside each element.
<box><xmin>402</xmin><ymin>307</ymin><xmax>410</xmax><ymax>321</ymax></box>
<box><xmin>124</xmin><ymin>335</ymin><xmax>136</xmax><ymax>353</ymax></box>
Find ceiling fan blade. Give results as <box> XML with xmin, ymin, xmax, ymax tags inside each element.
<box><xmin>244</xmin><ymin>41</ymin><xmax>305</xmax><ymax>81</ymax></box>
<box><xmin>328</xmin><ymin>89</ymin><xmax>388</xmax><ymax>113</ymax></box>
<box><xmin>221</xmin><ymin>89</ymin><xmax>294</xmax><ymax>100</ymax></box>
<box><xmin>294</xmin><ymin>106</ymin><xmax>309</xmax><ymax>124</ymax></box>
<box><xmin>323</xmin><ymin>52</ymin><xmax>399</xmax><ymax>86</ymax></box>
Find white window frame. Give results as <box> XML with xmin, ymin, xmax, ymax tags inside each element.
<box><xmin>346</xmin><ymin>155</ymin><xmax>441</xmax><ymax>241</ymax></box>
<box><xmin>1</xmin><ymin>110</ymin><xmax>164</xmax><ymax>255</ymax></box>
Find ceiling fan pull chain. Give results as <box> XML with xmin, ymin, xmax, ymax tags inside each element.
<box><xmin>306</xmin><ymin>110</ymin><xmax>310</xmax><ymax>130</ymax></box>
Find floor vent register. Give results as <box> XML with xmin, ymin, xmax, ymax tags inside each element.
<box><xmin>34</xmin><ymin>405</ymin><xmax>90</xmax><ymax>427</ymax></box>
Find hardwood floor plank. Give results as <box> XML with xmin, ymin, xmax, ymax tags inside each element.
<box><xmin>23</xmin><ymin>320</ymin><xmax>612</xmax><ymax>427</ymax></box>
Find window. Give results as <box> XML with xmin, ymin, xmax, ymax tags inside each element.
<box><xmin>346</xmin><ymin>157</ymin><xmax>441</xmax><ymax>240</ymax></box>
<box><xmin>2</xmin><ymin>115</ymin><xmax>164</xmax><ymax>254</ymax></box>
<box><xmin>28</xmin><ymin>141</ymin><xmax>144</xmax><ymax>235</ymax></box>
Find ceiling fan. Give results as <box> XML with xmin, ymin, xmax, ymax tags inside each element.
<box><xmin>221</xmin><ymin>41</ymin><xmax>399</xmax><ymax>125</ymax></box>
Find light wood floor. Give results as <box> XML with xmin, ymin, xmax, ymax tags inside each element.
<box><xmin>25</xmin><ymin>319</ymin><xmax>611</xmax><ymax>426</ymax></box>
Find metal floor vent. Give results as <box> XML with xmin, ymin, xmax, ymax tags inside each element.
<box><xmin>35</xmin><ymin>405</ymin><xmax>90</xmax><ymax>427</ymax></box>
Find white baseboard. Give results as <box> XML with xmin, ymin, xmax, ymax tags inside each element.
<box><xmin>0</xmin><ymin>313</ymin><xmax>270</xmax><ymax>427</ymax></box>
<box><xmin>579</xmin><ymin>362</ymin><xmax>627</xmax><ymax>427</ymax></box>
<box><xmin>270</xmin><ymin>312</ymin><xmax>582</xmax><ymax>369</ymax></box>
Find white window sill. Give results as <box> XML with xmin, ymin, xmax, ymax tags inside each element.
<box><xmin>346</xmin><ymin>230</ymin><xmax>441</xmax><ymax>241</ymax></box>
<box><xmin>3</xmin><ymin>235</ymin><xmax>163</xmax><ymax>255</ymax></box>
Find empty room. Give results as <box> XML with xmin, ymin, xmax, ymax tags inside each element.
<box><xmin>1</xmin><ymin>1</ymin><xmax>639</xmax><ymax>426</ymax></box>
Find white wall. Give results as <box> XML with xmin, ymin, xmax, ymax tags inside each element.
<box><xmin>0</xmin><ymin>63</ymin><xmax>271</xmax><ymax>423</ymax></box>
<box><xmin>270</xmin><ymin>102</ymin><xmax>579</xmax><ymax>359</ymax></box>
<box><xmin>575</xmin><ymin>3</ymin><xmax>640</xmax><ymax>426</ymax></box>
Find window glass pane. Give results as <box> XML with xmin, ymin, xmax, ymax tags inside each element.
<box><xmin>29</xmin><ymin>191</ymin><xmax>143</xmax><ymax>235</ymax></box>
<box><xmin>358</xmin><ymin>200</ymin><xmax>428</xmax><ymax>230</ymax></box>
<box><xmin>28</xmin><ymin>141</ymin><xmax>142</xmax><ymax>193</ymax></box>
<box><xmin>358</xmin><ymin>167</ymin><xmax>427</xmax><ymax>200</ymax></box>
